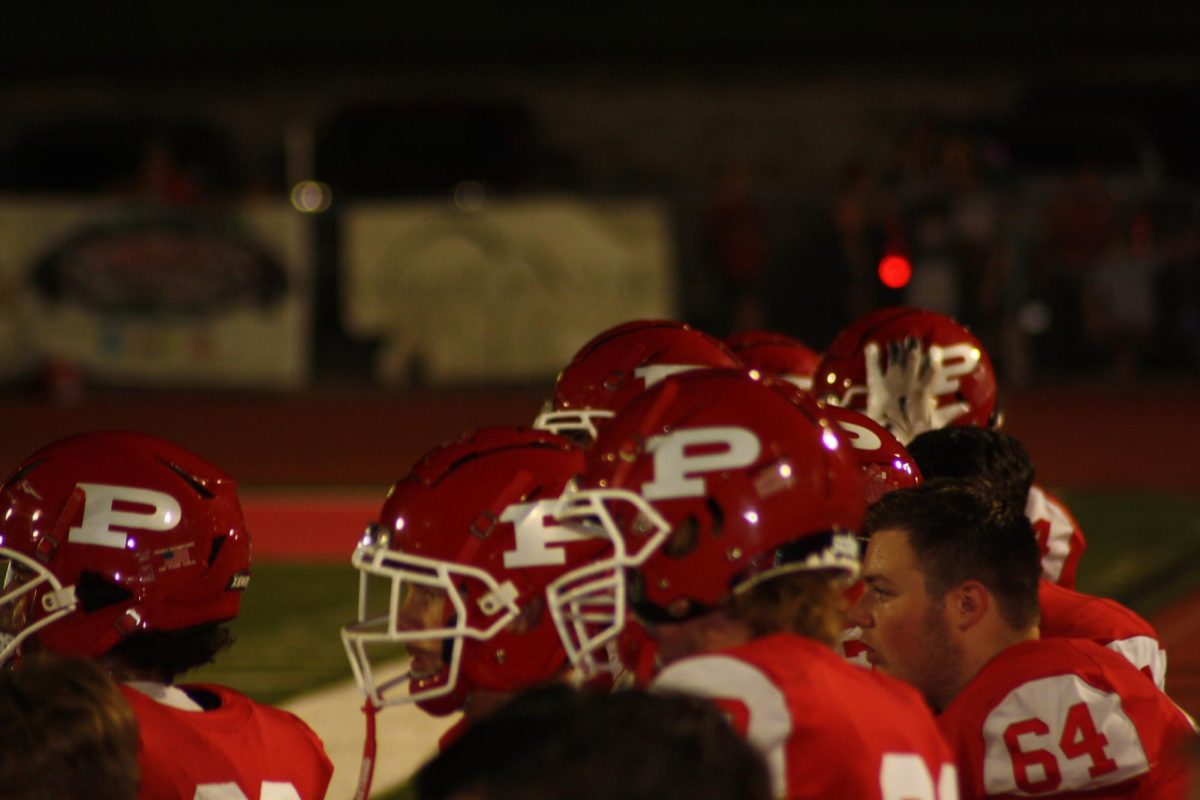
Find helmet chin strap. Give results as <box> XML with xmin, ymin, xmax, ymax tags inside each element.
<box><xmin>34</xmin><ymin>485</ymin><xmax>86</xmax><ymax>564</ymax></box>
<box><xmin>352</xmin><ymin>697</ymin><xmax>380</xmax><ymax>800</ymax></box>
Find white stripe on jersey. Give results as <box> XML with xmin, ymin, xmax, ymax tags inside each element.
<box><xmin>652</xmin><ymin>654</ymin><xmax>792</xmax><ymax>797</ymax></box>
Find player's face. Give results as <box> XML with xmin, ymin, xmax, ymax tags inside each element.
<box><xmin>396</xmin><ymin>583</ymin><xmax>449</xmax><ymax>680</ymax></box>
<box><xmin>645</xmin><ymin>616</ymin><xmax>708</xmax><ymax>667</ymax></box>
<box><xmin>849</xmin><ymin>527</ymin><xmax>964</xmax><ymax>710</ymax></box>
<box><xmin>0</xmin><ymin>560</ymin><xmax>36</xmax><ymax>635</ymax></box>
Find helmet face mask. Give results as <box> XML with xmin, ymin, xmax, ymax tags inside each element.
<box><xmin>548</xmin><ymin>489</ymin><xmax>670</xmax><ymax>676</ymax></box>
<box><xmin>0</xmin><ymin>432</ymin><xmax>252</xmax><ymax>666</ymax></box>
<box><xmin>342</xmin><ymin>522</ymin><xmax>524</xmax><ymax>711</ymax></box>
<box><xmin>0</xmin><ymin>550</ymin><xmax>78</xmax><ymax>664</ymax></box>
<box><xmin>531</xmin><ymin>405</ymin><xmax>614</xmax><ymax>445</ymax></box>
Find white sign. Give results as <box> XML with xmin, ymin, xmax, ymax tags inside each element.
<box><xmin>342</xmin><ymin>197</ymin><xmax>674</xmax><ymax>384</ymax></box>
<box><xmin>0</xmin><ymin>197</ymin><xmax>312</xmax><ymax>387</ymax></box>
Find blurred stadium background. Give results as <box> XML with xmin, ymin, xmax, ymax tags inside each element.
<box><xmin>2</xmin><ymin>6</ymin><xmax>1199</xmax><ymax>797</ymax></box>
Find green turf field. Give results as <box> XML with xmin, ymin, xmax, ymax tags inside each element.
<box><xmin>186</xmin><ymin>489</ymin><xmax>1200</xmax><ymax>800</ymax></box>
<box><xmin>189</xmin><ymin>562</ymin><xmax>361</xmax><ymax>705</ymax></box>
<box><xmin>1065</xmin><ymin>490</ymin><xmax>1200</xmax><ymax>615</ymax></box>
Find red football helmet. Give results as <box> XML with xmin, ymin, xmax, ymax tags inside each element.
<box><xmin>341</xmin><ymin>427</ymin><xmax>619</xmax><ymax>715</ymax></box>
<box><xmin>533</xmin><ymin>320</ymin><xmax>742</xmax><ymax>444</ymax></box>
<box><xmin>725</xmin><ymin>330</ymin><xmax>821</xmax><ymax>391</ymax></box>
<box><xmin>0</xmin><ymin>432</ymin><xmax>251</xmax><ymax>666</ymax></box>
<box><xmin>818</xmin><ymin>403</ymin><xmax>921</xmax><ymax>505</ymax></box>
<box><xmin>813</xmin><ymin>306</ymin><xmax>998</xmax><ymax>444</ymax></box>
<box><xmin>549</xmin><ymin>369</ymin><xmax>865</xmax><ymax>667</ymax></box>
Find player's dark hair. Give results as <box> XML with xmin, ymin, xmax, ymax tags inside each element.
<box><xmin>865</xmin><ymin>480</ymin><xmax>1040</xmax><ymax>631</ymax></box>
<box><xmin>103</xmin><ymin>621</ymin><xmax>235</xmax><ymax>683</ymax></box>
<box><xmin>415</xmin><ymin>684</ymin><xmax>772</xmax><ymax>800</ymax></box>
<box><xmin>906</xmin><ymin>427</ymin><xmax>1035</xmax><ymax>514</ymax></box>
<box><xmin>0</xmin><ymin>653</ymin><xmax>139</xmax><ymax>800</ymax></box>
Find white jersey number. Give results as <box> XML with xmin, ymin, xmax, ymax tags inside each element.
<box><xmin>880</xmin><ymin>754</ymin><xmax>959</xmax><ymax>800</ymax></box>
<box><xmin>194</xmin><ymin>782</ymin><xmax>301</xmax><ymax>800</ymax></box>
<box><xmin>982</xmin><ymin>675</ymin><xmax>1149</xmax><ymax>795</ymax></box>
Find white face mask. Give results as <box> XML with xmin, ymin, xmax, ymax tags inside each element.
<box><xmin>0</xmin><ymin>548</ymin><xmax>78</xmax><ymax>666</ymax></box>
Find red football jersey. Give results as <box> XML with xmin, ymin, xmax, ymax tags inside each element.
<box><xmin>1026</xmin><ymin>485</ymin><xmax>1086</xmax><ymax>588</ymax></box>
<box><xmin>938</xmin><ymin>638</ymin><xmax>1195</xmax><ymax>800</ymax></box>
<box><xmin>1039</xmin><ymin>580</ymin><xmax>1167</xmax><ymax>690</ymax></box>
<box><xmin>121</xmin><ymin>683</ymin><xmax>333</xmax><ymax>800</ymax></box>
<box><xmin>652</xmin><ymin>633</ymin><xmax>959</xmax><ymax>799</ymax></box>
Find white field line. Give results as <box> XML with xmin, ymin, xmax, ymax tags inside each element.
<box><xmin>282</xmin><ymin>658</ymin><xmax>460</xmax><ymax>799</ymax></box>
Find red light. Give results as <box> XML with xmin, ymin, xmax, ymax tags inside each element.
<box><xmin>878</xmin><ymin>255</ymin><xmax>912</xmax><ymax>289</ymax></box>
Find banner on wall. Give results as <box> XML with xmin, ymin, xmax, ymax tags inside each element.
<box><xmin>342</xmin><ymin>196</ymin><xmax>675</xmax><ymax>384</ymax></box>
<box><xmin>0</xmin><ymin>198</ymin><xmax>311</xmax><ymax>387</ymax></box>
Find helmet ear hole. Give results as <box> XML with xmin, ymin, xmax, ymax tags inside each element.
<box><xmin>75</xmin><ymin>571</ymin><xmax>133</xmax><ymax>613</ymax></box>
<box><xmin>706</xmin><ymin>498</ymin><xmax>724</xmax><ymax>538</ymax></box>
<box><xmin>207</xmin><ymin>535</ymin><xmax>227</xmax><ymax>566</ymax></box>
<box><xmin>662</xmin><ymin>517</ymin><xmax>700</xmax><ymax>559</ymax></box>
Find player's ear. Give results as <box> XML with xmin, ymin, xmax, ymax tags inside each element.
<box><xmin>948</xmin><ymin>580</ymin><xmax>989</xmax><ymax>630</ymax></box>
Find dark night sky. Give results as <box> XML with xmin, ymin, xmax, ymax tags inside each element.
<box><xmin>6</xmin><ymin>4</ymin><xmax>1200</xmax><ymax>76</ymax></box>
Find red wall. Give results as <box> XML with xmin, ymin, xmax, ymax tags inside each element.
<box><xmin>2</xmin><ymin>385</ymin><xmax>1198</xmax><ymax>492</ymax></box>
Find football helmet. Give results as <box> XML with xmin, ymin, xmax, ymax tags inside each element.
<box><xmin>533</xmin><ymin>320</ymin><xmax>741</xmax><ymax>444</ymax></box>
<box><xmin>725</xmin><ymin>330</ymin><xmax>821</xmax><ymax>391</ymax></box>
<box><xmin>341</xmin><ymin>427</ymin><xmax>618</xmax><ymax>714</ymax></box>
<box><xmin>0</xmin><ymin>431</ymin><xmax>251</xmax><ymax>666</ymax></box>
<box><xmin>818</xmin><ymin>403</ymin><xmax>921</xmax><ymax>504</ymax></box>
<box><xmin>813</xmin><ymin>306</ymin><xmax>997</xmax><ymax>444</ymax></box>
<box><xmin>550</xmin><ymin>369</ymin><xmax>865</xmax><ymax>667</ymax></box>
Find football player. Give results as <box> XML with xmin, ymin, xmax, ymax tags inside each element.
<box><xmin>815</xmin><ymin>305</ymin><xmax>1086</xmax><ymax>588</ymax></box>
<box><xmin>850</xmin><ymin>481</ymin><xmax>1195</xmax><ymax>799</ymax></box>
<box><xmin>907</xmin><ymin>426</ymin><xmax>1166</xmax><ymax>688</ymax></box>
<box><xmin>552</xmin><ymin>369</ymin><xmax>958</xmax><ymax>799</ymax></box>
<box><xmin>532</xmin><ymin>319</ymin><xmax>741</xmax><ymax>445</ymax></box>
<box><xmin>0</xmin><ymin>432</ymin><xmax>333</xmax><ymax>800</ymax></box>
<box><xmin>340</xmin><ymin>425</ymin><xmax>618</xmax><ymax>788</ymax></box>
<box><xmin>818</xmin><ymin>403</ymin><xmax>923</xmax><ymax>667</ymax></box>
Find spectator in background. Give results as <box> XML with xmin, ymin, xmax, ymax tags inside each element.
<box><xmin>704</xmin><ymin>158</ymin><xmax>769</xmax><ymax>335</ymax></box>
<box><xmin>943</xmin><ymin>135</ymin><xmax>1007</xmax><ymax>352</ymax></box>
<box><xmin>797</xmin><ymin>159</ymin><xmax>883</xmax><ymax>346</ymax></box>
<box><xmin>0</xmin><ymin>653</ymin><xmax>140</xmax><ymax>800</ymax></box>
<box><xmin>1034</xmin><ymin>162</ymin><xmax>1117</xmax><ymax>373</ymax></box>
<box><xmin>414</xmin><ymin>684</ymin><xmax>773</xmax><ymax>800</ymax></box>
<box><xmin>1084</xmin><ymin>210</ymin><xmax>1161</xmax><ymax>381</ymax></box>
<box><xmin>1152</xmin><ymin>210</ymin><xmax>1200</xmax><ymax>373</ymax></box>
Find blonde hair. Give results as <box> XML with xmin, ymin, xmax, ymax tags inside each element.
<box><xmin>724</xmin><ymin>570</ymin><xmax>846</xmax><ymax>646</ymax></box>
